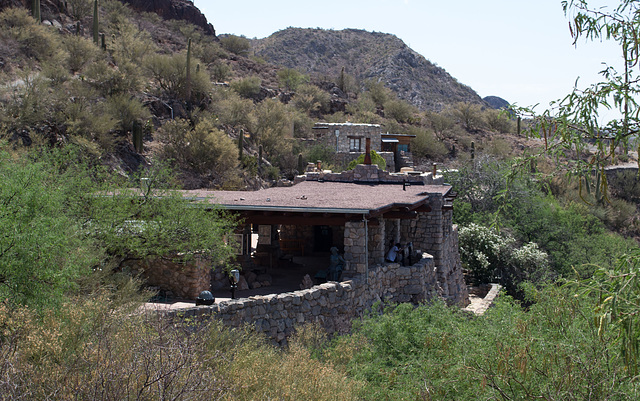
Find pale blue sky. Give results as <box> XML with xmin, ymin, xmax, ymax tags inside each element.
<box><xmin>198</xmin><ymin>0</ymin><xmax>622</xmax><ymax>112</ymax></box>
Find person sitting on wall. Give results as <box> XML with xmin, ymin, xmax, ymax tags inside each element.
<box><xmin>327</xmin><ymin>246</ymin><xmax>346</xmax><ymax>281</ymax></box>
<box><xmin>385</xmin><ymin>243</ymin><xmax>403</xmax><ymax>263</ymax></box>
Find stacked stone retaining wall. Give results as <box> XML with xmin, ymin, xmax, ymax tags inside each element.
<box><xmin>161</xmin><ymin>255</ymin><xmax>440</xmax><ymax>346</ymax></box>
<box><xmin>125</xmin><ymin>256</ymin><xmax>209</xmax><ymax>300</ymax></box>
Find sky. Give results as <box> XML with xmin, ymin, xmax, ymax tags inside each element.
<box><xmin>198</xmin><ymin>0</ymin><xmax>623</xmax><ymax>113</ymax></box>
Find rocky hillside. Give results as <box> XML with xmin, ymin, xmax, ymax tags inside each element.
<box><xmin>252</xmin><ymin>28</ymin><xmax>485</xmax><ymax>112</ymax></box>
<box><xmin>0</xmin><ymin>0</ymin><xmax>214</xmax><ymax>36</ymax></box>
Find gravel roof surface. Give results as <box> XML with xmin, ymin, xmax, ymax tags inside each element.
<box><xmin>183</xmin><ymin>181</ymin><xmax>451</xmax><ymax>213</ymax></box>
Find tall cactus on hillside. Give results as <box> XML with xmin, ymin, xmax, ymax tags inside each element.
<box><xmin>132</xmin><ymin>121</ymin><xmax>143</xmax><ymax>153</ymax></box>
<box><xmin>185</xmin><ymin>38</ymin><xmax>192</xmax><ymax>103</ymax></box>
<box><xmin>93</xmin><ymin>0</ymin><xmax>99</xmax><ymax>45</ymax></box>
<box><xmin>32</xmin><ymin>0</ymin><xmax>41</xmax><ymax>23</ymax></box>
<box><xmin>238</xmin><ymin>129</ymin><xmax>244</xmax><ymax>161</ymax></box>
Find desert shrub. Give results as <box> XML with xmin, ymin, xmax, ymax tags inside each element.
<box><xmin>323</xmin><ymin>285</ymin><xmax>638</xmax><ymax>400</ymax></box>
<box><xmin>303</xmin><ymin>144</ymin><xmax>337</xmax><ymax>169</ymax></box>
<box><xmin>62</xmin><ymin>35</ymin><xmax>100</xmax><ymax>73</ymax></box>
<box><xmin>484</xmin><ymin>137</ymin><xmax>514</xmax><ymax>159</ymax></box>
<box><xmin>66</xmin><ymin>0</ymin><xmax>93</xmax><ymax>20</ymax></box>
<box><xmin>336</xmin><ymin>67</ymin><xmax>357</xmax><ymax>94</ymax></box>
<box><xmin>220</xmin><ymin>34</ymin><xmax>250</xmax><ymax>56</ymax></box>
<box><xmin>0</xmin><ymin>7</ymin><xmax>59</xmax><ymax>63</ymax></box>
<box><xmin>211</xmin><ymin>60</ymin><xmax>232</xmax><ymax>82</ymax></box>
<box><xmin>292</xmin><ymin>83</ymin><xmax>330</xmax><ymax>115</ymax></box>
<box><xmin>363</xmin><ymin>80</ymin><xmax>391</xmax><ymax>108</ymax></box>
<box><xmin>277</xmin><ymin>67</ymin><xmax>308</xmax><ymax>91</ymax></box>
<box><xmin>230</xmin><ymin>76</ymin><xmax>262</xmax><ymax>99</ymax></box>
<box><xmin>251</xmin><ymin>98</ymin><xmax>292</xmax><ymax>157</ymax></box>
<box><xmin>383</xmin><ymin>99</ymin><xmax>415</xmax><ymax>123</ymax></box>
<box><xmin>106</xmin><ymin>14</ymin><xmax>156</xmax><ymax>65</ymax></box>
<box><xmin>289</xmin><ymin>108</ymin><xmax>315</xmax><ymax>138</ymax></box>
<box><xmin>448</xmin><ymin>101</ymin><xmax>485</xmax><ymax>131</ymax></box>
<box><xmin>105</xmin><ymin>94</ymin><xmax>150</xmax><ymax>133</ymax></box>
<box><xmin>84</xmin><ymin>59</ymin><xmax>141</xmax><ymax>96</ymax></box>
<box><xmin>145</xmin><ymin>52</ymin><xmax>211</xmax><ymax>103</ymax></box>
<box><xmin>410</xmin><ymin>128</ymin><xmax>448</xmax><ymax>160</ymax></box>
<box><xmin>485</xmin><ymin>108</ymin><xmax>514</xmax><ymax>133</ymax></box>
<box><xmin>347</xmin><ymin>150</ymin><xmax>386</xmax><ymax>171</ymax></box>
<box><xmin>424</xmin><ymin>110</ymin><xmax>455</xmax><ymax>140</ymax></box>
<box><xmin>214</xmin><ymin>92</ymin><xmax>255</xmax><ymax>128</ymax></box>
<box><xmin>156</xmin><ymin>118</ymin><xmax>238</xmax><ymax>179</ymax></box>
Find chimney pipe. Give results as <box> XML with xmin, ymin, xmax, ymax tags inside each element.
<box><xmin>364</xmin><ymin>138</ymin><xmax>372</xmax><ymax>165</ymax></box>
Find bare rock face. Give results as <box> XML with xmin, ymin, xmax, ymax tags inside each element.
<box><xmin>120</xmin><ymin>0</ymin><xmax>216</xmax><ymax>36</ymax></box>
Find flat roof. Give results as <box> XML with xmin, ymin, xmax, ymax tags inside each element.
<box><xmin>182</xmin><ymin>181</ymin><xmax>451</xmax><ymax>215</ymax></box>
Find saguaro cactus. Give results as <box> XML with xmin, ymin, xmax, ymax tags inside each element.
<box><xmin>32</xmin><ymin>0</ymin><xmax>41</xmax><ymax>22</ymax></box>
<box><xmin>238</xmin><ymin>129</ymin><xmax>244</xmax><ymax>161</ymax></box>
<box><xmin>93</xmin><ymin>0</ymin><xmax>99</xmax><ymax>45</ymax></box>
<box><xmin>132</xmin><ymin>121</ymin><xmax>143</xmax><ymax>153</ymax></box>
<box><xmin>185</xmin><ymin>38</ymin><xmax>192</xmax><ymax>102</ymax></box>
<box><xmin>297</xmin><ymin>153</ymin><xmax>304</xmax><ymax>174</ymax></box>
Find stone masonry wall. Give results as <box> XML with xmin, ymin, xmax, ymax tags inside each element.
<box><xmin>295</xmin><ymin>164</ymin><xmax>444</xmax><ymax>185</ymax></box>
<box><xmin>125</xmin><ymin>256</ymin><xmax>209</xmax><ymax>300</ymax></box>
<box><xmin>439</xmin><ymin>225</ymin><xmax>469</xmax><ymax>306</ymax></box>
<box><xmin>162</xmin><ymin>254</ymin><xmax>438</xmax><ymax>346</ymax></box>
<box><xmin>334</xmin><ymin>151</ymin><xmax>395</xmax><ymax>172</ymax></box>
<box><xmin>314</xmin><ymin>123</ymin><xmax>382</xmax><ymax>153</ymax></box>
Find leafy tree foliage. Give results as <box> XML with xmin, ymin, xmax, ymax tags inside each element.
<box><xmin>220</xmin><ymin>34</ymin><xmax>250</xmax><ymax>56</ymax></box>
<box><xmin>276</xmin><ymin>67</ymin><xmax>308</xmax><ymax>92</ymax></box>
<box><xmin>347</xmin><ymin>150</ymin><xmax>387</xmax><ymax>171</ymax></box>
<box><xmin>0</xmin><ymin>145</ymin><xmax>237</xmax><ymax>308</ymax></box>
<box><xmin>156</xmin><ymin>118</ymin><xmax>239</xmax><ymax>180</ymax></box>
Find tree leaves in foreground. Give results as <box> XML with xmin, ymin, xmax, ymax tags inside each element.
<box><xmin>319</xmin><ymin>286</ymin><xmax>639</xmax><ymax>400</ymax></box>
<box><xmin>0</xmin><ymin>145</ymin><xmax>237</xmax><ymax>309</ymax></box>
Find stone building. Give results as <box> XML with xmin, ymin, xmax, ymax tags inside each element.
<box><xmin>312</xmin><ymin>122</ymin><xmax>415</xmax><ymax>171</ymax></box>
<box><xmin>148</xmin><ymin>163</ymin><xmax>468</xmax><ymax>345</ymax></box>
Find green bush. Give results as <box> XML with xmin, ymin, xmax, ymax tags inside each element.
<box><xmin>459</xmin><ymin>223</ymin><xmax>552</xmax><ymax>296</ymax></box>
<box><xmin>0</xmin><ymin>7</ymin><xmax>59</xmax><ymax>62</ymax></box>
<box><xmin>292</xmin><ymin>84</ymin><xmax>330</xmax><ymax>115</ymax></box>
<box><xmin>66</xmin><ymin>0</ymin><xmax>93</xmax><ymax>21</ymax></box>
<box><xmin>156</xmin><ymin>118</ymin><xmax>239</xmax><ymax>180</ymax></box>
<box><xmin>277</xmin><ymin>67</ymin><xmax>308</xmax><ymax>92</ymax></box>
<box><xmin>347</xmin><ymin>150</ymin><xmax>386</xmax><ymax>171</ymax></box>
<box><xmin>214</xmin><ymin>92</ymin><xmax>255</xmax><ymax>128</ymax></box>
<box><xmin>62</xmin><ymin>35</ymin><xmax>100</xmax><ymax>73</ymax></box>
<box><xmin>230</xmin><ymin>76</ymin><xmax>262</xmax><ymax>99</ymax></box>
<box><xmin>105</xmin><ymin>93</ymin><xmax>150</xmax><ymax>133</ymax></box>
<box><xmin>410</xmin><ymin>128</ymin><xmax>448</xmax><ymax>160</ymax></box>
<box><xmin>220</xmin><ymin>34</ymin><xmax>250</xmax><ymax>56</ymax></box>
<box><xmin>145</xmin><ymin>52</ymin><xmax>211</xmax><ymax>102</ymax></box>
<box><xmin>211</xmin><ymin>60</ymin><xmax>231</xmax><ymax>82</ymax></box>
<box><xmin>383</xmin><ymin>99</ymin><xmax>415</xmax><ymax>123</ymax></box>
<box><xmin>485</xmin><ymin>108</ymin><xmax>514</xmax><ymax>133</ymax></box>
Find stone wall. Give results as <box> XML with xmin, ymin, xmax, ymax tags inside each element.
<box><xmin>334</xmin><ymin>151</ymin><xmax>395</xmax><ymax>172</ymax></box>
<box><xmin>295</xmin><ymin>164</ymin><xmax>444</xmax><ymax>185</ymax></box>
<box><xmin>162</xmin><ymin>254</ymin><xmax>439</xmax><ymax>346</ymax></box>
<box><xmin>314</xmin><ymin>123</ymin><xmax>382</xmax><ymax>153</ymax></box>
<box><xmin>125</xmin><ymin>256</ymin><xmax>210</xmax><ymax>300</ymax></box>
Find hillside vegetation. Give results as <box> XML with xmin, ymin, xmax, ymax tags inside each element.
<box><xmin>1</xmin><ymin>0</ymin><xmax>640</xmax><ymax>399</ymax></box>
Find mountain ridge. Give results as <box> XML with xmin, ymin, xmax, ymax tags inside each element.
<box><xmin>252</xmin><ymin>27</ymin><xmax>488</xmax><ymax>111</ymax></box>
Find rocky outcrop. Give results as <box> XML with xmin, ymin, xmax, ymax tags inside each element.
<box><xmin>0</xmin><ymin>0</ymin><xmax>216</xmax><ymax>37</ymax></box>
<box><xmin>484</xmin><ymin>95</ymin><xmax>510</xmax><ymax>110</ymax></box>
<box><xmin>120</xmin><ymin>0</ymin><xmax>216</xmax><ymax>37</ymax></box>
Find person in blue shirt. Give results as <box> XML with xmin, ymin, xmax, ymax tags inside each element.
<box><xmin>385</xmin><ymin>243</ymin><xmax>403</xmax><ymax>263</ymax></box>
